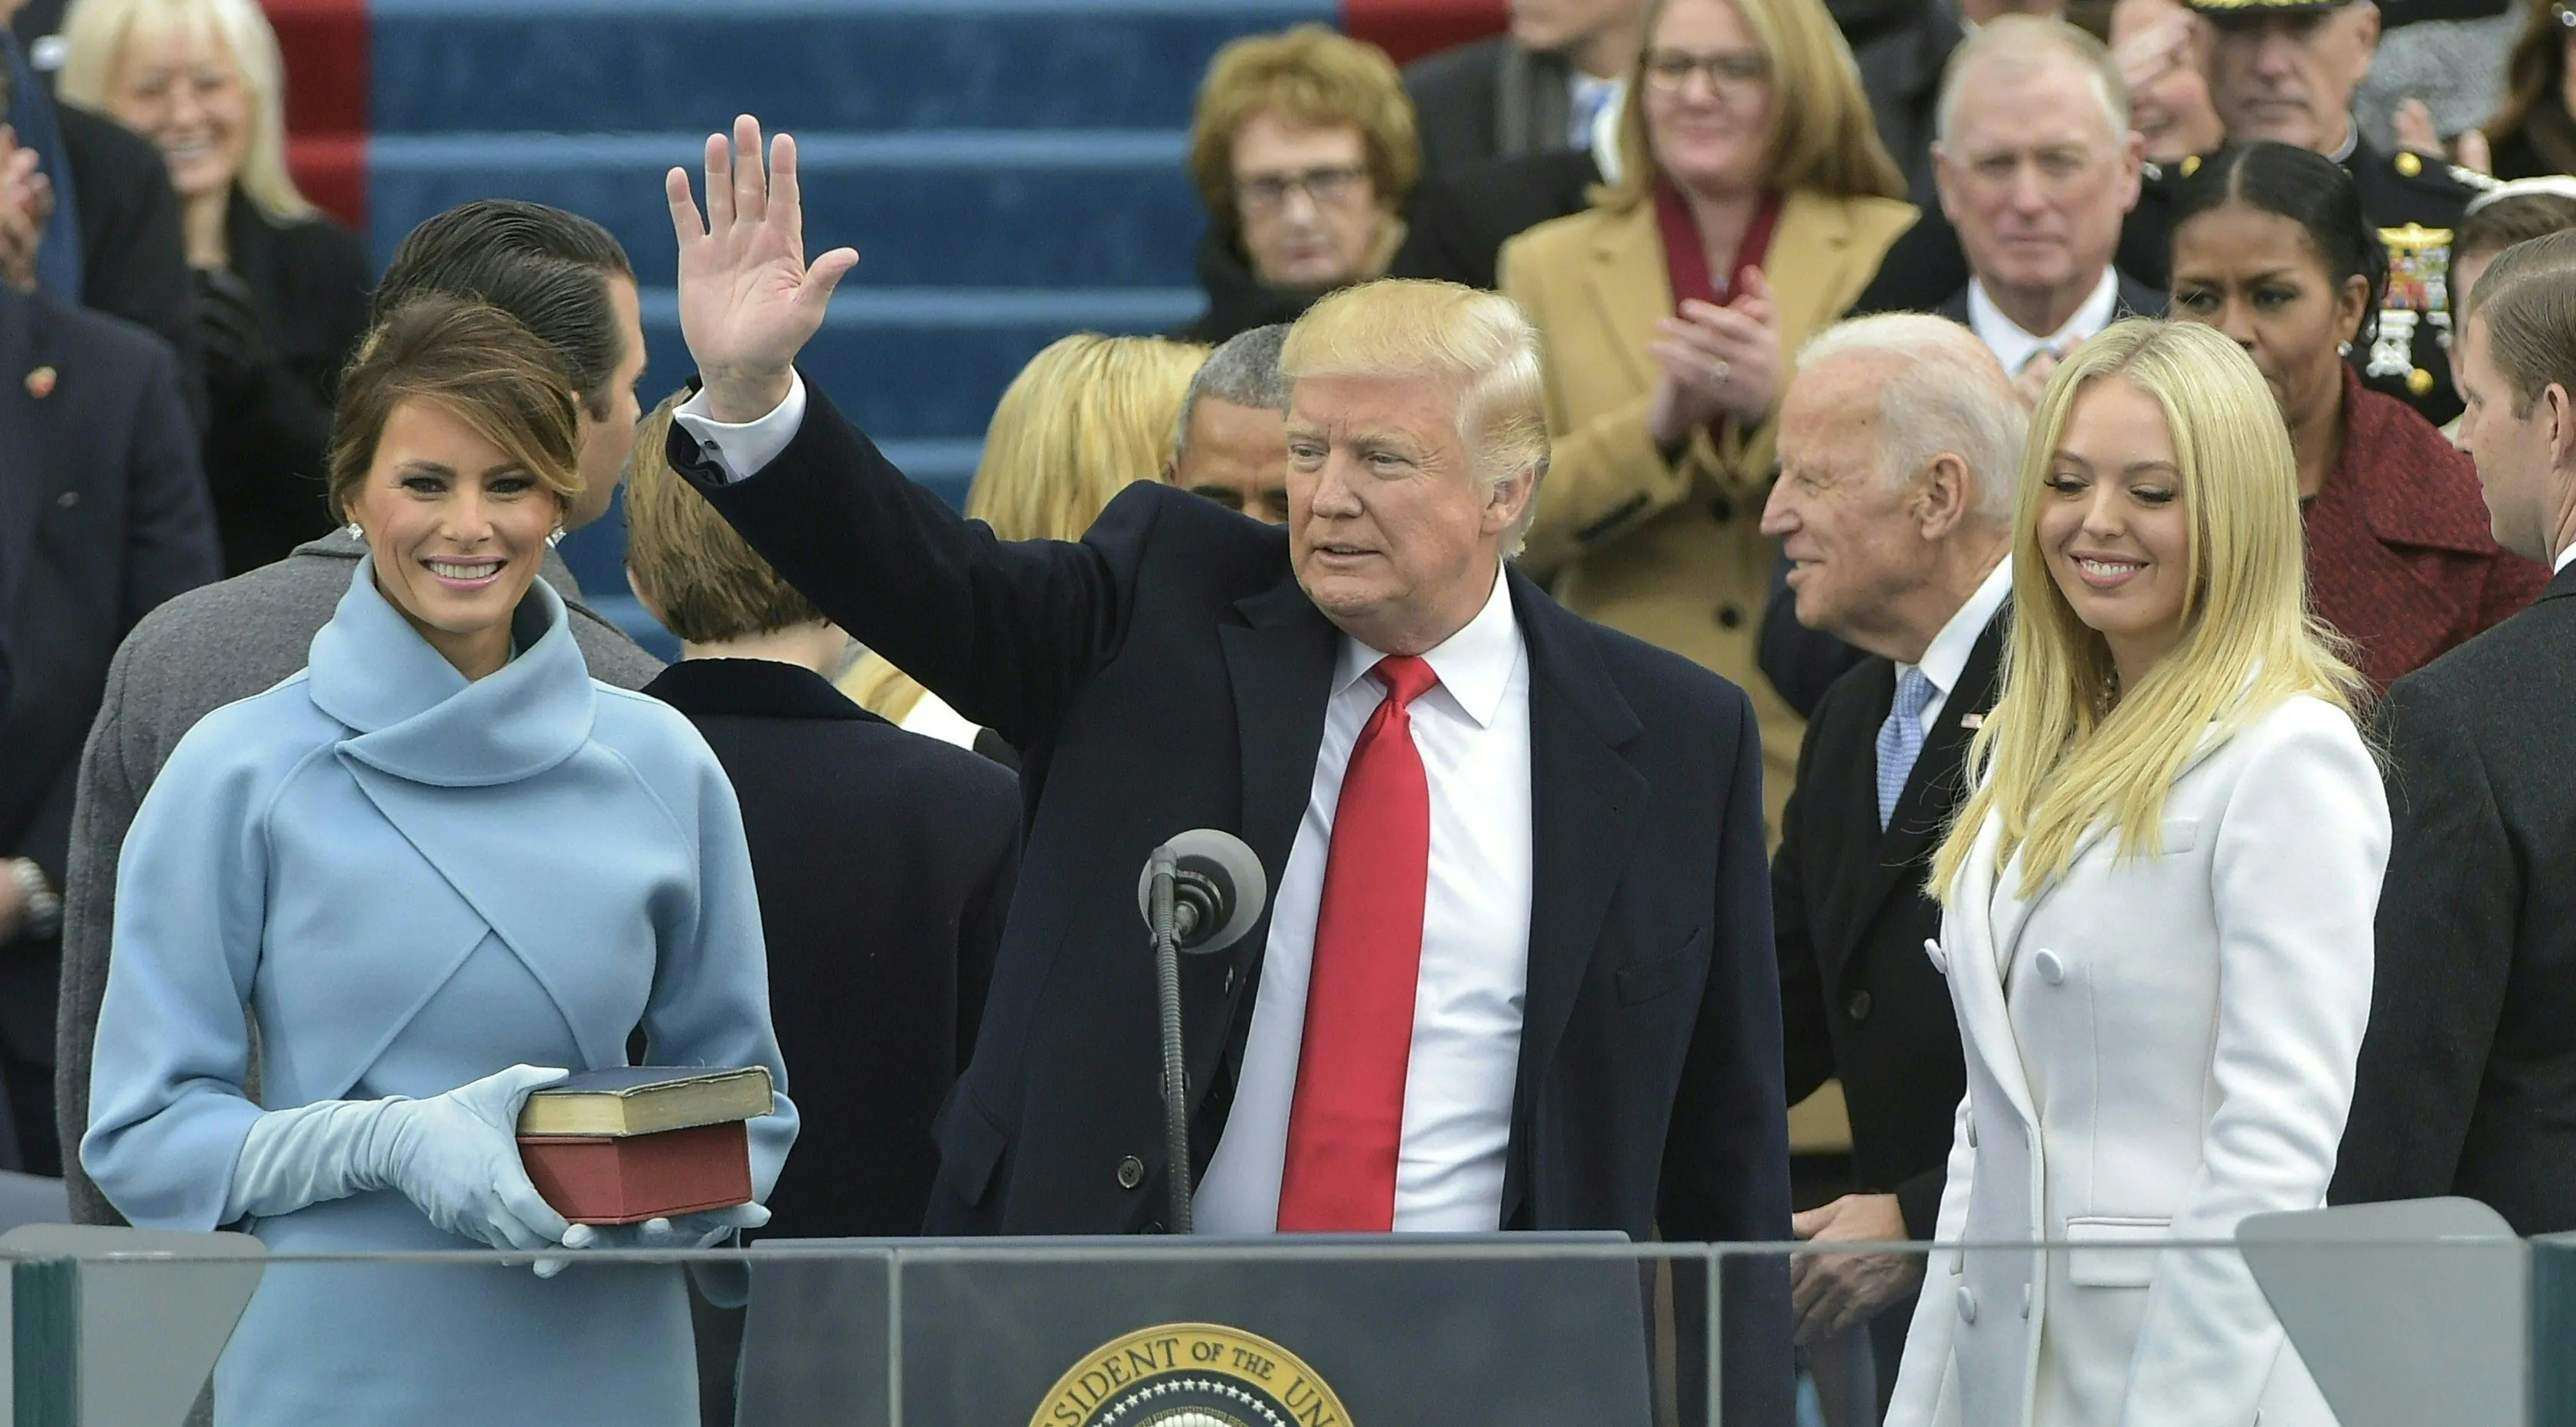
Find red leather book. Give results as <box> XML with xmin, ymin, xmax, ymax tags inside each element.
<box><xmin>518</xmin><ymin>1120</ymin><xmax>754</xmax><ymax>1226</ymax></box>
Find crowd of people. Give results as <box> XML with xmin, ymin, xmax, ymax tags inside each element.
<box><xmin>6</xmin><ymin>0</ymin><xmax>2576</xmax><ymax>1422</ymax></box>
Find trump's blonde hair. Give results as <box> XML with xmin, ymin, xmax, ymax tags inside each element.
<box><xmin>842</xmin><ymin>332</ymin><xmax>1209</xmax><ymax>723</ymax></box>
<box><xmin>1929</xmin><ymin>320</ymin><xmax>2365</xmax><ymax>902</ymax></box>
<box><xmin>1279</xmin><ymin>278</ymin><xmax>1551</xmax><ymax>550</ymax></box>
<box><xmin>56</xmin><ymin>0</ymin><xmax>316</xmax><ymax>224</ymax></box>
<box><xmin>1600</xmin><ymin>0</ymin><xmax>1902</xmax><ymax>211</ymax></box>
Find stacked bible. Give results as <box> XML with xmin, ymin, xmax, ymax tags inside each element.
<box><xmin>514</xmin><ymin>1066</ymin><xmax>775</xmax><ymax>1225</ymax></box>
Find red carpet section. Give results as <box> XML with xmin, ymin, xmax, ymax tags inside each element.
<box><xmin>1341</xmin><ymin>0</ymin><xmax>1508</xmax><ymax>63</ymax></box>
<box><xmin>262</xmin><ymin>0</ymin><xmax>367</xmax><ymax>230</ymax></box>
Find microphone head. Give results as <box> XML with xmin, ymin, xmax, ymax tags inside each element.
<box><xmin>1136</xmin><ymin>828</ymin><xmax>1269</xmax><ymax>954</ymax></box>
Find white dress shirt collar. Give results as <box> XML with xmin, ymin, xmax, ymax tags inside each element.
<box><xmin>1332</xmin><ymin>565</ymin><xmax>1520</xmax><ymax>729</ymax></box>
<box><xmin>1900</xmin><ymin>557</ymin><xmax>2013</xmax><ymax>701</ymax></box>
<box><xmin>2555</xmin><ymin>540</ymin><xmax>2576</xmax><ymax>575</ymax></box>
<box><xmin>1967</xmin><ymin>267</ymin><xmax>2121</xmax><ymax>377</ymax></box>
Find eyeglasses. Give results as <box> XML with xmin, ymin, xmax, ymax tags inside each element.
<box><xmin>1235</xmin><ymin>165</ymin><xmax>1371</xmax><ymax>214</ymax></box>
<box><xmin>1641</xmin><ymin>47</ymin><xmax>1771</xmax><ymax>98</ymax></box>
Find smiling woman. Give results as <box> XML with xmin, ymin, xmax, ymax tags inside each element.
<box><xmin>329</xmin><ymin>299</ymin><xmax>584</xmax><ymax>681</ymax></box>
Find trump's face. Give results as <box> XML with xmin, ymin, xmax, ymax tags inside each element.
<box><xmin>1286</xmin><ymin>373</ymin><xmax>1531</xmax><ymax>655</ymax></box>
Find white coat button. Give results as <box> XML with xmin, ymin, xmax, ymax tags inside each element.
<box><xmin>1924</xmin><ymin>938</ymin><xmax>1948</xmax><ymax>974</ymax></box>
<box><xmin>1966</xmin><ymin>1114</ymin><xmax>1978</xmax><ymax>1149</ymax></box>
<box><xmin>1956</xmin><ymin>1286</ymin><xmax>1978</xmax><ymax>1324</ymax></box>
<box><xmin>2034</xmin><ymin>948</ymin><xmax>2066</xmax><ymax>985</ymax></box>
<box><xmin>2022</xmin><ymin>1284</ymin><xmax>2032</xmax><ymax>1318</ymax></box>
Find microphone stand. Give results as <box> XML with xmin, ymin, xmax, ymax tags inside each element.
<box><xmin>1147</xmin><ymin>847</ymin><xmax>1194</xmax><ymax>1234</ymax></box>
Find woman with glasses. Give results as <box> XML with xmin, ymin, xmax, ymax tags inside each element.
<box><xmin>2480</xmin><ymin>0</ymin><xmax>2576</xmax><ymax>179</ymax></box>
<box><xmin>1178</xmin><ymin>26</ymin><xmax>1419</xmax><ymax>344</ymax></box>
<box><xmin>2166</xmin><ymin>142</ymin><xmax>2544</xmax><ymax>687</ymax></box>
<box><xmin>1499</xmin><ymin>0</ymin><xmax>1914</xmax><ymax>838</ymax></box>
<box><xmin>56</xmin><ymin>0</ymin><xmax>373</xmax><ymax>575</ymax></box>
<box><xmin>1887</xmin><ymin>319</ymin><xmax>2385</xmax><ymax>1427</ymax></box>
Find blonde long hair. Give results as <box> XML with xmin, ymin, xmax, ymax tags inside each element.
<box><xmin>1600</xmin><ymin>0</ymin><xmax>1903</xmax><ymax>211</ymax></box>
<box><xmin>842</xmin><ymin>334</ymin><xmax>1210</xmax><ymax>723</ymax></box>
<box><xmin>1928</xmin><ymin>320</ymin><xmax>2365</xmax><ymax>903</ymax></box>
<box><xmin>56</xmin><ymin>0</ymin><xmax>317</xmax><ymax>224</ymax></box>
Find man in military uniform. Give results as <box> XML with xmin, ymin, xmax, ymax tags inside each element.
<box><xmin>2193</xmin><ymin>0</ymin><xmax>2495</xmax><ymax>424</ymax></box>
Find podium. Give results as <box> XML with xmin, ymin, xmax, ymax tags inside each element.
<box><xmin>734</xmin><ymin>1235</ymin><xmax>1661</xmax><ymax>1426</ymax></box>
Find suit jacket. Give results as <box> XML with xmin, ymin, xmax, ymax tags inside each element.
<box><xmin>672</xmin><ymin>384</ymin><xmax>1794</xmax><ymax>1416</ymax></box>
<box><xmin>1392</xmin><ymin>147</ymin><xmax>1601</xmax><ymax>291</ymax></box>
<box><xmin>2305</xmin><ymin>367</ymin><xmax>2547</xmax><ymax>689</ymax></box>
<box><xmin>1499</xmin><ymin>189</ymin><xmax>1917</xmax><ymax>837</ymax></box>
<box><xmin>57</xmin><ymin>102</ymin><xmax>203</xmax><ymax>428</ymax></box>
<box><xmin>0</xmin><ymin>285</ymin><xmax>217</xmax><ymax>1077</ymax></box>
<box><xmin>1777</xmin><ymin>607</ymin><xmax>2002</xmax><ymax>1243</ymax></box>
<box><xmin>1885</xmin><ymin>697</ymin><xmax>2386</xmax><ymax>1427</ymax></box>
<box><xmin>643</xmin><ymin>658</ymin><xmax>1021</xmax><ymax>1239</ymax></box>
<box><xmin>1928</xmin><ymin>269</ymin><xmax>2168</xmax><ymax>334</ymax></box>
<box><xmin>1849</xmin><ymin>178</ymin><xmax>2178</xmax><ymax>321</ymax></box>
<box><xmin>204</xmin><ymin>193</ymin><xmax>374</xmax><ymax>573</ymax></box>
<box><xmin>1852</xmin><ymin>0</ymin><xmax>1957</xmax><ymax>204</ymax></box>
<box><xmin>2334</xmin><ymin>563</ymin><xmax>2576</xmax><ymax>1233</ymax></box>
<box><xmin>56</xmin><ymin>531</ymin><xmax>661</xmax><ymax>1225</ymax></box>
<box><xmin>1401</xmin><ymin>35</ymin><xmax>1575</xmax><ymax>177</ymax></box>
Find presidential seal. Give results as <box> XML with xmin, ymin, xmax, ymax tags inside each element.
<box><xmin>1031</xmin><ymin>1323</ymin><xmax>1352</xmax><ymax>1427</ymax></box>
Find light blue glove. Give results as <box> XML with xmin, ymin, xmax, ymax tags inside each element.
<box><xmin>365</xmin><ymin>1064</ymin><xmax>574</xmax><ymax>1252</ymax></box>
<box><xmin>224</xmin><ymin>1063</ymin><xmax>574</xmax><ymax>1256</ymax></box>
<box><xmin>558</xmin><ymin>1201</ymin><xmax>771</xmax><ymax>1252</ymax></box>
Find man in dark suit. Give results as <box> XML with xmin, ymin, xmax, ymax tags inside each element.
<box><xmin>665</xmin><ymin>117</ymin><xmax>1792</xmax><ymax>1419</ymax></box>
<box><xmin>0</xmin><ymin>277</ymin><xmax>217</xmax><ymax>1176</ymax></box>
<box><xmin>2333</xmin><ymin>231</ymin><xmax>2576</xmax><ymax>1233</ymax></box>
<box><xmin>1393</xmin><ymin>145</ymin><xmax>1601</xmax><ymax>291</ymax></box>
<box><xmin>1760</xmin><ymin>313</ymin><xmax>2024</xmax><ymax>1409</ymax></box>
<box><xmin>1401</xmin><ymin>0</ymin><xmax>1639</xmax><ymax>178</ymax></box>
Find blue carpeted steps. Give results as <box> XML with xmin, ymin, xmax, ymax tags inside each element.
<box><xmin>364</xmin><ymin>0</ymin><xmax>1332</xmax><ymax>651</ymax></box>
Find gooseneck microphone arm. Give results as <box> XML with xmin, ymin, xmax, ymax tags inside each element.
<box><xmin>1147</xmin><ymin>847</ymin><xmax>1194</xmax><ymax>1233</ymax></box>
<box><xmin>1136</xmin><ymin>829</ymin><xmax>1269</xmax><ymax>1236</ymax></box>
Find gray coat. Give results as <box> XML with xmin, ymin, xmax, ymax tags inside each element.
<box><xmin>54</xmin><ymin>531</ymin><xmax>662</xmax><ymax>1224</ymax></box>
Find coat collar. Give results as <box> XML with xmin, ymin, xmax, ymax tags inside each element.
<box><xmin>306</xmin><ymin>557</ymin><xmax>597</xmax><ymax>787</ymax></box>
<box><xmin>2332</xmin><ymin>366</ymin><xmax>2499</xmax><ymax>557</ymax></box>
<box><xmin>643</xmin><ymin>657</ymin><xmax>878</xmax><ymax>724</ymax></box>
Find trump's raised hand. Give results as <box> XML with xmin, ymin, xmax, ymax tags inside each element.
<box><xmin>667</xmin><ymin>114</ymin><xmax>860</xmax><ymax>423</ymax></box>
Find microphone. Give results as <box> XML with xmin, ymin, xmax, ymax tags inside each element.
<box><xmin>1135</xmin><ymin>829</ymin><xmax>1268</xmax><ymax>1234</ymax></box>
<box><xmin>1133</xmin><ymin>828</ymin><xmax>1268</xmax><ymax>954</ymax></box>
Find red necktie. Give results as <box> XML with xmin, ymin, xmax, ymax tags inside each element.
<box><xmin>1277</xmin><ymin>655</ymin><xmax>1438</xmax><ymax>1232</ymax></box>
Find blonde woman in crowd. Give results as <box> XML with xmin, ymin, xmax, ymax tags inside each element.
<box><xmin>57</xmin><ymin>0</ymin><xmax>374</xmax><ymax>573</ymax></box>
<box><xmin>1499</xmin><ymin>0</ymin><xmax>1915</xmax><ymax>836</ymax></box>
<box><xmin>841</xmin><ymin>333</ymin><xmax>1208</xmax><ymax>747</ymax></box>
<box><xmin>1888</xmin><ymin>320</ymin><xmax>2386</xmax><ymax>1427</ymax></box>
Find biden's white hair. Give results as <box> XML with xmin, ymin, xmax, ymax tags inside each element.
<box><xmin>1796</xmin><ymin>313</ymin><xmax>2028</xmax><ymax>527</ymax></box>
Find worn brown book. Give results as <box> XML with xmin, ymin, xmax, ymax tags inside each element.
<box><xmin>514</xmin><ymin>1066</ymin><xmax>773</xmax><ymax>1137</ymax></box>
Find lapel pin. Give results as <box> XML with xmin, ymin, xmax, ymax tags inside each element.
<box><xmin>1960</xmin><ymin>712</ymin><xmax>1984</xmax><ymax>730</ymax></box>
<box><xmin>25</xmin><ymin>365</ymin><xmax>54</xmax><ymax>400</ymax></box>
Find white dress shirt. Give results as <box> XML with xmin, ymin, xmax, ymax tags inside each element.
<box><xmin>1195</xmin><ymin>568</ymin><xmax>1535</xmax><ymax>1234</ymax></box>
<box><xmin>1966</xmin><ymin>268</ymin><xmax>2120</xmax><ymax>377</ymax></box>
<box><xmin>674</xmin><ymin>372</ymin><xmax>812</xmax><ymax>482</ymax></box>
<box><xmin>1894</xmin><ymin>557</ymin><xmax>2012</xmax><ymax>739</ymax></box>
<box><xmin>2555</xmin><ymin>540</ymin><xmax>2576</xmax><ymax>575</ymax></box>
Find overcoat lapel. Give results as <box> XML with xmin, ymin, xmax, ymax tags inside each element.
<box><xmin>1578</xmin><ymin>202</ymin><xmax>1668</xmax><ymax>397</ymax></box>
<box><xmin>1944</xmin><ymin>814</ymin><xmax>2041</xmax><ymax>1129</ymax></box>
<box><xmin>1500</xmin><ymin>573</ymin><xmax>1647</xmax><ymax>1223</ymax></box>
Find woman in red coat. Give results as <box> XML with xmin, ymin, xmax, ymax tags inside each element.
<box><xmin>2167</xmin><ymin>143</ymin><xmax>2546</xmax><ymax>687</ymax></box>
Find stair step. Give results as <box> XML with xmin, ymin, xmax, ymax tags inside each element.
<box><xmin>632</xmin><ymin>286</ymin><xmax>1208</xmax><ymax>443</ymax></box>
<box><xmin>366</xmin><ymin>0</ymin><xmax>1331</xmax><ymax>136</ymax></box>
<box><xmin>367</xmin><ymin>132</ymin><xmax>1205</xmax><ymax>290</ymax></box>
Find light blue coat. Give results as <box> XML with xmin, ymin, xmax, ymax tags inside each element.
<box><xmin>83</xmin><ymin>560</ymin><xmax>797</xmax><ymax>1427</ymax></box>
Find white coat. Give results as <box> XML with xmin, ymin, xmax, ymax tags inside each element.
<box><xmin>1885</xmin><ymin>694</ymin><xmax>2388</xmax><ymax>1427</ymax></box>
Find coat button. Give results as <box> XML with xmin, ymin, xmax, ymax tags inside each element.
<box><xmin>2034</xmin><ymin>949</ymin><xmax>2065</xmax><ymax>985</ymax></box>
<box><xmin>1715</xmin><ymin>602</ymin><xmax>1744</xmax><ymax>629</ymax></box>
<box><xmin>1956</xmin><ymin>1286</ymin><xmax>1978</xmax><ymax>1324</ymax></box>
<box><xmin>1710</xmin><ymin>493</ymin><xmax>1735</xmax><ymax>523</ymax></box>
<box><xmin>1846</xmin><ymin>991</ymin><xmax>1872</xmax><ymax>1022</ymax></box>
<box><xmin>1923</xmin><ymin>938</ymin><xmax>1947</xmax><ymax>974</ymax></box>
<box><xmin>1116</xmin><ymin>1155</ymin><xmax>1146</xmax><ymax>1190</ymax></box>
<box><xmin>54</xmin><ymin>491</ymin><xmax>77</xmax><ymax>508</ymax></box>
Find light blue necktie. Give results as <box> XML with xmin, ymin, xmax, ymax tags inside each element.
<box><xmin>1876</xmin><ymin>667</ymin><xmax>1937</xmax><ymax>831</ymax></box>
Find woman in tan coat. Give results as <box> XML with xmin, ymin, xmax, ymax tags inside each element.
<box><xmin>1501</xmin><ymin>0</ymin><xmax>1916</xmax><ymax>834</ymax></box>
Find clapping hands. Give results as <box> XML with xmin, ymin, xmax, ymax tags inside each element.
<box><xmin>0</xmin><ymin>126</ymin><xmax>52</xmax><ymax>295</ymax></box>
<box><xmin>666</xmin><ymin>114</ymin><xmax>861</xmax><ymax>424</ymax></box>
<box><xmin>1647</xmin><ymin>269</ymin><xmax>1783</xmax><ymax>451</ymax></box>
